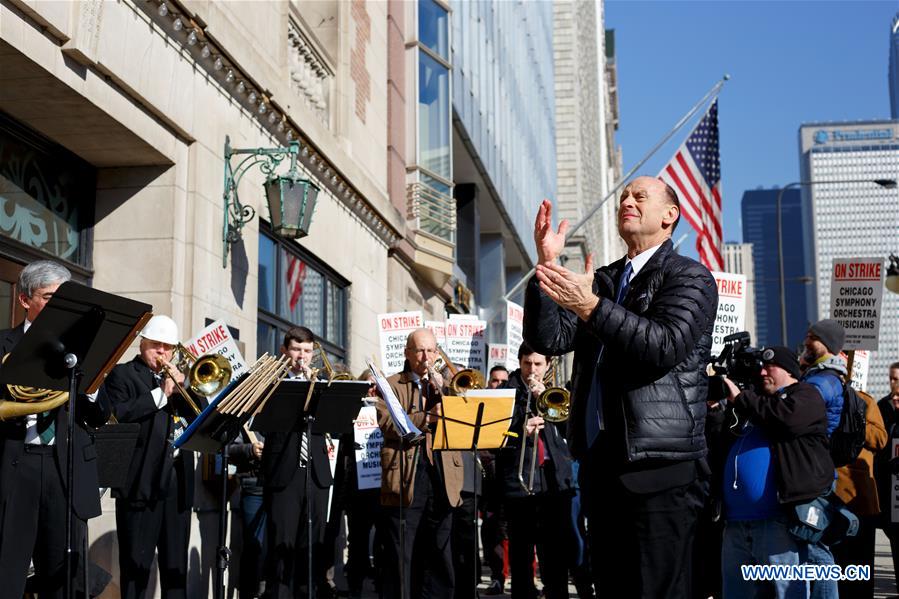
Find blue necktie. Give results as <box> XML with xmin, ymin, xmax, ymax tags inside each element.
<box><xmin>585</xmin><ymin>261</ymin><xmax>633</xmax><ymax>448</ymax></box>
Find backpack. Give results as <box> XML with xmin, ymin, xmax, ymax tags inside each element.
<box><xmin>829</xmin><ymin>380</ymin><xmax>867</xmax><ymax>468</ymax></box>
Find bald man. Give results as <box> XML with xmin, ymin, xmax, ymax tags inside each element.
<box><xmin>376</xmin><ymin>328</ymin><xmax>464</xmax><ymax>599</ymax></box>
<box><xmin>525</xmin><ymin>176</ymin><xmax>718</xmax><ymax>598</ymax></box>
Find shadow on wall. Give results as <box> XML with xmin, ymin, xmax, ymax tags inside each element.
<box><xmin>94</xmin><ymin>166</ymin><xmax>172</xmax><ymax>224</ymax></box>
<box><xmin>230</xmin><ymin>236</ymin><xmax>248</xmax><ymax>309</ymax></box>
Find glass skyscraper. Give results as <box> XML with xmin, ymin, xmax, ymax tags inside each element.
<box><xmin>451</xmin><ymin>0</ymin><xmax>556</xmax><ymax>262</ymax></box>
<box><xmin>741</xmin><ymin>188</ymin><xmax>812</xmax><ymax>349</ymax></box>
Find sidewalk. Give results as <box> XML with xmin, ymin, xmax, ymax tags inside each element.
<box><xmin>875</xmin><ymin>528</ymin><xmax>897</xmax><ymax>598</ymax></box>
<box><xmin>349</xmin><ymin>530</ymin><xmax>898</xmax><ymax>598</ymax></box>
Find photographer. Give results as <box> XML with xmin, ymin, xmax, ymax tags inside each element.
<box><xmin>716</xmin><ymin>346</ymin><xmax>834</xmax><ymax>598</ymax></box>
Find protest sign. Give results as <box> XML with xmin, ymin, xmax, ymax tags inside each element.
<box><xmin>711</xmin><ymin>272</ymin><xmax>747</xmax><ymax>357</ymax></box>
<box><xmin>378</xmin><ymin>311</ymin><xmax>424</xmax><ymax>374</ymax></box>
<box><xmin>830</xmin><ymin>258</ymin><xmax>884</xmax><ymax>351</ymax></box>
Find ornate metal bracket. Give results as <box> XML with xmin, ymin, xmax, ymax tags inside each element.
<box><xmin>222</xmin><ymin>135</ymin><xmax>302</xmax><ymax>267</ymax></box>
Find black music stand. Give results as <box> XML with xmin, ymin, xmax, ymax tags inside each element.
<box><xmin>0</xmin><ymin>281</ymin><xmax>151</xmax><ymax>599</ymax></box>
<box><xmin>94</xmin><ymin>423</ymin><xmax>141</xmax><ymax>489</ymax></box>
<box><xmin>174</xmin><ymin>378</ymin><xmax>245</xmax><ymax>599</ymax></box>
<box><xmin>251</xmin><ymin>379</ymin><xmax>367</xmax><ymax>599</ymax></box>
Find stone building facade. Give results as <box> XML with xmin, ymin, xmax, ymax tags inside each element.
<box><xmin>1</xmin><ymin>0</ymin><xmax>457</xmax><ymax>595</ymax></box>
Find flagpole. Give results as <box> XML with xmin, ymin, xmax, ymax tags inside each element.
<box><xmin>489</xmin><ymin>74</ymin><xmax>730</xmax><ymax>320</ymax></box>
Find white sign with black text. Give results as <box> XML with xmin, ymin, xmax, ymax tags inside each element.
<box><xmin>184</xmin><ymin>320</ymin><xmax>249</xmax><ymax>379</ymax></box>
<box><xmin>830</xmin><ymin>258</ymin><xmax>884</xmax><ymax>351</ymax></box>
<box><xmin>445</xmin><ymin>315</ymin><xmax>487</xmax><ymax>373</ymax></box>
<box><xmin>378</xmin><ymin>311</ymin><xmax>424</xmax><ymax>375</ymax></box>
<box><xmin>710</xmin><ymin>272</ymin><xmax>747</xmax><ymax>357</ymax></box>
<box><xmin>505</xmin><ymin>300</ymin><xmax>524</xmax><ymax>370</ymax></box>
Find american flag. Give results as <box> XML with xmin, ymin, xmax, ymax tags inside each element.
<box><xmin>286</xmin><ymin>254</ymin><xmax>307</xmax><ymax>311</ymax></box>
<box><xmin>658</xmin><ymin>100</ymin><xmax>723</xmax><ymax>271</ymax></box>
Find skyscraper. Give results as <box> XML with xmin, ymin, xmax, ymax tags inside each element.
<box><xmin>799</xmin><ymin>120</ymin><xmax>899</xmax><ymax>397</ymax></box>
<box><xmin>723</xmin><ymin>242</ymin><xmax>757</xmax><ymax>343</ymax></box>
<box><xmin>741</xmin><ymin>188</ymin><xmax>812</xmax><ymax>348</ymax></box>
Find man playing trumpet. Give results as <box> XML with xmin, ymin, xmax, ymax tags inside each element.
<box><xmin>102</xmin><ymin>315</ymin><xmax>197</xmax><ymax>599</ymax></box>
<box><xmin>260</xmin><ymin>326</ymin><xmax>332</xmax><ymax>598</ymax></box>
<box><xmin>376</xmin><ymin>328</ymin><xmax>464</xmax><ymax>599</ymax></box>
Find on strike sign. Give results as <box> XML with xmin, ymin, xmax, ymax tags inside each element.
<box><xmin>505</xmin><ymin>301</ymin><xmax>524</xmax><ymax>370</ymax></box>
<box><xmin>445</xmin><ymin>315</ymin><xmax>487</xmax><ymax>372</ymax></box>
<box><xmin>710</xmin><ymin>272</ymin><xmax>747</xmax><ymax>357</ymax></box>
<box><xmin>378</xmin><ymin>311</ymin><xmax>423</xmax><ymax>375</ymax></box>
<box><xmin>184</xmin><ymin>320</ymin><xmax>248</xmax><ymax>379</ymax></box>
<box><xmin>830</xmin><ymin>258</ymin><xmax>884</xmax><ymax>351</ymax></box>
<box><xmin>487</xmin><ymin>343</ymin><xmax>508</xmax><ymax>372</ymax></box>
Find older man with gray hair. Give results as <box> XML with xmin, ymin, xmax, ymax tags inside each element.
<box><xmin>0</xmin><ymin>260</ymin><xmax>110</xmax><ymax>598</ymax></box>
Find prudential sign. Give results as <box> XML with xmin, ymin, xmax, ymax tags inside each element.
<box><xmin>814</xmin><ymin>128</ymin><xmax>894</xmax><ymax>145</ymax></box>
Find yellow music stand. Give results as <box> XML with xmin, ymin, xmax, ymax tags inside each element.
<box><xmin>432</xmin><ymin>389</ymin><xmax>516</xmax><ymax>452</ymax></box>
<box><xmin>431</xmin><ymin>388</ymin><xmax>515</xmax><ymax>594</ymax></box>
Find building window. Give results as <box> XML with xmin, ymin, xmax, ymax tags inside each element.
<box><xmin>257</xmin><ymin>225</ymin><xmax>349</xmax><ymax>362</ymax></box>
<box><xmin>419</xmin><ymin>0</ymin><xmax>449</xmax><ymax>59</ymax></box>
<box><xmin>410</xmin><ymin>0</ymin><xmax>453</xmax><ymax>243</ymax></box>
<box><xmin>419</xmin><ymin>51</ymin><xmax>451</xmax><ymax>180</ymax></box>
<box><xmin>0</xmin><ymin>111</ymin><xmax>94</xmax><ymax>268</ymax></box>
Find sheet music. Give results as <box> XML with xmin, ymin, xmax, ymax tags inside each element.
<box><xmin>368</xmin><ymin>362</ymin><xmax>422</xmax><ymax>443</ymax></box>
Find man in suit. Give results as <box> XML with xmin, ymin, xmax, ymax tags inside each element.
<box><xmin>0</xmin><ymin>260</ymin><xmax>110</xmax><ymax>598</ymax></box>
<box><xmin>261</xmin><ymin>326</ymin><xmax>334</xmax><ymax>598</ymax></box>
<box><xmin>525</xmin><ymin>177</ymin><xmax>718</xmax><ymax>598</ymax></box>
<box><xmin>376</xmin><ymin>328</ymin><xmax>464</xmax><ymax>599</ymax></box>
<box><xmin>102</xmin><ymin>314</ymin><xmax>196</xmax><ymax>599</ymax></box>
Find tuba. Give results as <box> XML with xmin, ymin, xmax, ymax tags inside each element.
<box><xmin>434</xmin><ymin>345</ymin><xmax>485</xmax><ymax>395</ymax></box>
<box><xmin>0</xmin><ymin>353</ymin><xmax>69</xmax><ymax>420</ymax></box>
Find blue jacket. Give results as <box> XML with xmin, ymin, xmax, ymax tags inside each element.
<box><xmin>801</xmin><ymin>355</ymin><xmax>847</xmax><ymax>435</ymax></box>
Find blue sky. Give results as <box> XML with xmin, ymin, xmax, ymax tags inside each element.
<box><xmin>605</xmin><ymin>0</ymin><xmax>897</xmax><ymax>255</ymax></box>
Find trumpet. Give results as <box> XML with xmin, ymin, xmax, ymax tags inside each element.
<box><xmin>433</xmin><ymin>345</ymin><xmax>485</xmax><ymax>395</ymax></box>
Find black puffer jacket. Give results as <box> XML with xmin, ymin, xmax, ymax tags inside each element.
<box><xmin>523</xmin><ymin>239</ymin><xmax>718</xmax><ymax>464</ymax></box>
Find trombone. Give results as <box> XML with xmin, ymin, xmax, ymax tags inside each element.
<box><xmin>158</xmin><ymin>343</ymin><xmax>233</xmax><ymax>423</ymax></box>
<box><xmin>516</xmin><ymin>358</ymin><xmax>571</xmax><ymax>494</ymax></box>
<box><xmin>517</xmin><ymin>373</ymin><xmax>541</xmax><ymax>495</ymax></box>
<box><xmin>433</xmin><ymin>345</ymin><xmax>485</xmax><ymax>395</ymax></box>
<box><xmin>537</xmin><ymin>358</ymin><xmax>570</xmax><ymax>423</ymax></box>
<box><xmin>312</xmin><ymin>342</ymin><xmax>353</xmax><ymax>383</ymax></box>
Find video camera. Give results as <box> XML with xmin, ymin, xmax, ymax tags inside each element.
<box><xmin>711</xmin><ymin>331</ymin><xmax>765</xmax><ymax>390</ymax></box>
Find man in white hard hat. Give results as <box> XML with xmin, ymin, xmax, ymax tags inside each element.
<box><xmin>100</xmin><ymin>315</ymin><xmax>197</xmax><ymax>599</ymax></box>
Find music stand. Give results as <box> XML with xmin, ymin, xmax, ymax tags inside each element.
<box><xmin>94</xmin><ymin>423</ymin><xmax>141</xmax><ymax>489</ymax></box>
<box><xmin>251</xmin><ymin>379</ymin><xmax>367</xmax><ymax>599</ymax></box>
<box><xmin>432</xmin><ymin>390</ymin><xmax>515</xmax><ymax>597</ymax></box>
<box><xmin>175</xmin><ymin>381</ymin><xmax>248</xmax><ymax>599</ymax></box>
<box><xmin>0</xmin><ymin>281</ymin><xmax>151</xmax><ymax>599</ymax></box>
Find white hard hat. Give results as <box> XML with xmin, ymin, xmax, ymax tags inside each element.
<box><xmin>140</xmin><ymin>315</ymin><xmax>179</xmax><ymax>345</ymax></box>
